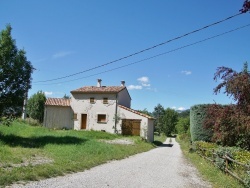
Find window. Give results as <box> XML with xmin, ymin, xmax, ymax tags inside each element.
<box><xmin>97</xmin><ymin>114</ymin><xmax>107</xmax><ymax>123</ymax></box>
<box><xmin>73</xmin><ymin>113</ymin><xmax>77</xmax><ymax>120</ymax></box>
<box><xmin>90</xmin><ymin>97</ymin><xmax>95</xmax><ymax>103</ymax></box>
<box><xmin>103</xmin><ymin>98</ymin><xmax>108</xmax><ymax>104</ymax></box>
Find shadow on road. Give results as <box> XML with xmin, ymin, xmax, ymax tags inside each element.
<box><xmin>158</xmin><ymin>143</ymin><xmax>174</xmax><ymax>147</ymax></box>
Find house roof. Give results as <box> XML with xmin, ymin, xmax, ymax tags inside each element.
<box><xmin>118</xmin><ymin>105</ymin><xmax>155</xmax><ymax>120</ymax></box>
<box><xmin>71</xmin><ymin>86</ymin><xmax>126</xmax><ymax>94</ymax></box>
<box><xmin>45</xmin><ymin>98</ymin><xmax>70</xmax><ymax>107</ymax></box>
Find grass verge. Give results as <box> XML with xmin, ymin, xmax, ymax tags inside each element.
<box><xmin>153</xmin><ymin>133</ymin><xmax>167</xmax><ymax>146</ymax></box>
<box><xmin>176</xmin><ymin>135</ymin><xmax>244</xmax><ymax>188</ymax></box>
<box><xmin>0</xmin><ymin>120</ymin><xmax>159</xmax><ymax>186</ymax></box>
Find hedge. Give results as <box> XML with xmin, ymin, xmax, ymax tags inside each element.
<box><xmin>190</xmin><ymin>104</ymin><xmax>212</xmax><ymax>142</ymax></box>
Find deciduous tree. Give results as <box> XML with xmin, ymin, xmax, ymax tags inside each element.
<box><xmin>161</xmin><ymin>108</ymin><xmax>178</xmax><ymax>136</ymax></box>
<box><xmin>27</xmin><ymin>91</ymin><xmax>46</xmax><ymax>123</ymax></box>
<box><xmin>0</xmin><ymin>24</ymin><xmax>33</xmax><ymax>117</ymax></box>
<box><xmin>176</xmin><ymin>117</ymin><xmax>190</xmax><ymax>134</ymax></box>
<box><xmin>204</xmin><ymin>62</ymin><xmax>250</xmax><ymax>150</ymax></box>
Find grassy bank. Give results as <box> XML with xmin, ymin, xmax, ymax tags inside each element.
<box><xmin>0</xmin><ymin>120</ymin><xmax>159</xmax><ymax>186</ymax></box>
<box><xmin>176</xmin><ymin>134</ymin><xmax>244</xmax><ymax>188</ymax></box>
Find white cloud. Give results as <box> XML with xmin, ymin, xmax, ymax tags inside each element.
<box><xmin>53</xmin><ymin>51</ymin><xmax>74</xmax><ymax>58</ymax></box>
<box><xmin>141</xmin><ymin>83</ymin><xmax>151</xmax><ymax>87</ymax></box>
<box><xmin>178</xmin><ymin>107</ymin><xmax>186</xmax><ymax>111</ymax></box>
<box><xmin>181</xmin><ymin>70</ymin><xmax>192</xmax><ymax>75</ymax></box>
<box><xmin>44</xmin><ymin>91</ymin><xmax>53</xmax><ymax>96</ymax></box>
<box><xmin>127</xmin><ymin>85</ymin><xmax>143</xmax><ymax>90</ymax></box>
<box><xmin>137</xmin><ymin>76</ymin><xmax>151</xmax><ymax>88</ymax></box>
<box><xmin>137</xmin><ymin>76</ymin><xmax>149</xmax><ymax>83</ymax></box>
<box><xmin>171</xmin><ymin>106</ymin><xmax>186</xmax><ymax>111</ymax></box>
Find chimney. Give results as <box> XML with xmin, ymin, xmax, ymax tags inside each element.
<box><xmin>97</xmin><ymin>79</ymin><xmax>102</xmax><ymax>87</ymax></box>
<box><xmin>121</xmin><ymin>80</ymin><xmax>125</xmax><ymax>86</ymax></box>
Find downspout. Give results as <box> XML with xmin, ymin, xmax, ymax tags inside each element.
<box><xmin>44</xmin><ymin>107</ymin><xmax>47</xmax><ymax>127</ymax></box>
<box><xmin>114</xmin><ymin>93</ymin><xmax>118</xmax><ymax>134</ymax></box>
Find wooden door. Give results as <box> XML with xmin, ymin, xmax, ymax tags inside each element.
<box><xmin>81</xmin><ymin>114</ymin><xmax>87</xmax><ymax>129</ymax></box>
<box><xmin>122</xmin><ymin>119</ymin><xmax>141</xmax><ymax>136</ymax></box>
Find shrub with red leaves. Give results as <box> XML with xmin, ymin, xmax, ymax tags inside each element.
<box><xmin>203</xmin><ymin>63</ymin><xmax>250</xmax><ymax>150</ymax></box>
<box><xmin>204</xmin><ymin>104</ymin><xmax>250</xmax><ymax>150</ymax></box>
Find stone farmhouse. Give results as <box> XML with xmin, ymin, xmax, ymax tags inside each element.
<box><xmin>43</xmin><ymin>79</ymin><xmax>154</xmax><ymax>142</ymax></box>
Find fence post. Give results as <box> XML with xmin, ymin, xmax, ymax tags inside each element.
<box><xmin>225</xmin><ymin>155</ymin><xmax>228</xmax><ymax>173</ymax></box>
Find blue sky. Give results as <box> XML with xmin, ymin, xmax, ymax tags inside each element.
<box><xmin>1</xmin><ymin>1</ymin><xmax>250</xmax><ymax>112</ymax></box>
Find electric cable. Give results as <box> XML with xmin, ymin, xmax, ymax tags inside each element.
<box><xmin>33</xmin><ymin>12</ymin><xmax>243</xmax><ymax>83</ymax></box>
<box><xmin>33</xmin><ymin>23</ymin><xmax>250</xmax><ymax>86</ymax></box>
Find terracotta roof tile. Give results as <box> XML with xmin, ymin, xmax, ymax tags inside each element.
<box><xmin>71</xmin><ymin>86</ymin><xmax>126</xmax><ymax>93</ymax></box>
<box><xmin>118</xmin><ymin>105</ymin><xmax>155</xmax><ymax>120</ymax></box>
<box><xmin>45</xmin><ymin>98</ymin><xmax>70</xmax><ymax>106</ymax></box>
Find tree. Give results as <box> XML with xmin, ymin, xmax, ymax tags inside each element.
<box><xmin>27</xmin><ymin>91</ymin><xmax>46</xmax><ymax>123</ymax></box>
<box><xmin>161</xmin><ymin>108</ymin><xmax>178</xmax><ymax>136</ymax></box>
<box><xmin>176</xmin><ymin>117</ymin><xmax>190</xmax><ymax>134</ymax></box>
<box><xmin>177</xmin><ymin>109</ymin><xmax>190</xmax><ymax>118</ymax></box>
<box><xmin>152</xmin><ymin>104</ymin><xmax>165</xmax><ymax>134</ymax></box>
<box><xmin>204</xmin><ymin>63</ymin><xmax>250</xmax><ymax>149</ymax></box>
<box><xmin>0</xmin><ymin>24</ymin><xmax>33</xmax><ymax>117</ymax></box>
<box><xmin>214</xmin><ymin>62</ymin><xmax>250</xmax><ymax>111</ymax></box>
<box><xmin>63</xmin><ymin>94</ymin><xmax>70</xmax><ymax>99</ymax></box>
<box><xmin>137</xmin><ymin>108</ymin><xmax>152</xmax><ymax>117</ymax></box>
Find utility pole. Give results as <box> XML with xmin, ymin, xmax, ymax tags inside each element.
<box><xmin>22</xmin><ymin>90</ymin><xmax>28</xmax><ymax>120</ymax></box>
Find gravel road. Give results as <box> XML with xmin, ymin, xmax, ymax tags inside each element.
<box><xmin>11</xmin><ymin>138</ymin><xmax>211</xmax><ymax>188</ymax></box>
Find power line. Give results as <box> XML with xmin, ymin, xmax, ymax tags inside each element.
<box><xmin>33</xmin><ymin>12</ymin><xmax>243</xmax><ymax>83</ymax></box>
<box><xmin>33</xmin><ymin>23</ymin><xmax>250</xmax><ymax>86</ymax></box>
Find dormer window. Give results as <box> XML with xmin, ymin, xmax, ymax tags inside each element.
<box><xmin>103</xmin><ymin>98</ymin><xmax>108</xmax><ymax>104</ymax></box>
<box><xmin>90</xmin><ymin>97</ymin><xmax>95</xmax><ymax>103</ymax></box>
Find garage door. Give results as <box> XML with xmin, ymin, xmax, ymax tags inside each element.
<box><xmin>122</xmin><ymin>119</ymin><xmax>141</xmax><ymax>136</ymax></box>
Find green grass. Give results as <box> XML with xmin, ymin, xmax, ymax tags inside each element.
<box><xmin>0</xmin><ymin>120</ymin><xmax>158</xmax><ymax>186</ymax></box>
<box><xmin>176</xmin><ymin>135</ymin><xmax>244</xmax><ymax>188</ymax></box>
<box><xmin>153</xmin><ymin>133</ymin><xmax>167</xmax><ymax>146</ymax></box>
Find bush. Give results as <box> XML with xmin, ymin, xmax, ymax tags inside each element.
<box><xmin>190</xmin><ymin>104</ymin><xmax>212</xmax><ymax>142</ymax></box>
<box><xmin>204</xmin><ymin>104</ymin><xmax>250</xmax><ymax>150</ymax></box>
<box><xmin>17</xmin><ymin>118</ymin><xmax>41</xmax><ymax>126</ymax></box>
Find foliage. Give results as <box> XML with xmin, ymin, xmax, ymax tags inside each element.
<box><xmin>204</xmin><ymin>63</ymin><xmax>250</xmax><ymax>150</ymax></box>
<box><xmin>177</xmin><ymin>135</ymin><xmax>244</xmax><ymax>187</ymax></box>
<box><xmin>176</xmin><ymin>117</ymin><xmax>190</xmax><ymax>134</ymax></box>
<box><xmin>195</xmin><ymin>141</ymin><xmax>250</xmax><ymax>186</ymax></box>
<box><xmin>18</xmin><ymin>118</ymin><xmax>41</xmax><ymax>126</ymax></box>
<box><xmin>27</xmin><ymin>91</ymin><xmax>46</xmax><ymax>123</ymax></box>
<box><xmin>178</xmin><ymin>133</ymin><xmax>190</xmax><ymax>142</ymax></box>
<box><xmin>161</xmin><ymin>108</ymin><xmax>178</xmax><ymax>136</ymax></box>
<box><xmin>195</xmin><ymin>141</ymin><xmax>217</xmax><ymax>151</ymax></box>
<box><xmin>152</xmin><ymin>104</ymin><xmax>165</xmax><ymax>133</ymax></box>
<box><xmin>153</xmin><ymin>133</ymin><xmax>167</xmax><ymax>146</ymax></box>
<box><xmin>213</xmin><ymin>63</ymin><xmax>250</xmax><ymax>111</ymax></box>
<box><xmin>0</xmin><ymin>116</ymin><xmax>15</xmax><ymax>126</ymax></box>
<box><xmin>240</xmin><ymin>0</ymin><xmax>250</xmax><ymax>13</ymax></box>
<box><xmin>245</xmin><ymin>171</ymin><xmax>250</xmax><ymax>188</ymax></box>
<box><xmin>177</xmin><ymin>109</ymin><xmax>190</xmax><ymax>118</ymax></box>
<box><xmin>190</xmin><ymin>104</ymin><xmax>212</xmax><ymax>142</ymax></box>
<box><xmin>63</xmin><ymin>94</ymin><xmax>70</xmax><ymax>99</ymax></box>
<box><xmin>204</xmin><ymin>104</ymin><xmax>250</xmax><ymax>150</ymax></box>
<box><xmin>137</xmin><ymin>108</ymin><xmax>152</xmax><ymax>117</ymax></box>
<box><xmin>0</xmin><ymin>24</ymin><xmax>33</xmax><ymax>118</ymax></box>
